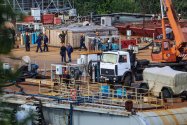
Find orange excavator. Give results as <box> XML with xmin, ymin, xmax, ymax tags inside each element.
<box><xmin>151</xmin><ymin>0</ymin><xmax>187</xmax><ymax>63</ymax></box>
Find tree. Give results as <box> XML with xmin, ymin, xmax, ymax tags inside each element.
<box><xmin>74</xmin><ymin>0</ymin><xmax>187</xmax><ymax>17</ymax></box>
<box><xmin>0</xmin><ymin>0</ymin><xmax>15</xmax><ymax>54</ymax></box>
<box><xmin>0</xmin><ymin>1</ymin><xmax>21</xmax><ymax>125</ymax></box>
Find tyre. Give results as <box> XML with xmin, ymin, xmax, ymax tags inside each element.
<box><xmin>162</xmin><ymin>88</ymin><xmax>172</xmax><ymax>98</ymax></box>
<box><xmin>123</xmin><ymin>73</ymin><xmax>132</xmax><ymax>87</ymax></box>
<box><xmin>139</xmin><ymin>84</ymin><xmax>148</xmax><ymax>93</ymax></box>
<box><xmin>88</xmin><ymin>61</ymin><xmax>93</xmax><ymax>77</ymax></box>
<box><xmin>137</xmin><ymin>59</ymin><xmax>150</xmax><ymax>66</ymax></box>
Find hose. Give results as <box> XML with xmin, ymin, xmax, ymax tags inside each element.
<box><xmin>14</xmin><ymin>82</ymin><xmax>25</xmax><ymax>95</ymax></box>
<box><xmin>138</xmin><ymin>41</ymin><xmax>153</xmax><ymax>50</ymax></box>
<box><xmin>0</xmin><ymin>82</ymin><xmax>15</xmax><ymax>87</ymax></box>
<box><xmin>0</xmin><ymin>81</ymin><xmax>26</xmax><ymax>94</ymax></box>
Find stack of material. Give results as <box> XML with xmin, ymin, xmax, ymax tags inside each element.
<box><xmin>42</xmin><ymin>14</ymin><xmax>55</xmax><ymax>24</ymax></box>
<box><xmin>54</xmin><ymin>17</ymin><xmax>62</xmax><ymax>25</ymax></box>
<box><xmin>24</xmin><ymin>16</ymin><xmax>34</xmax><ymax>23</ymax></box>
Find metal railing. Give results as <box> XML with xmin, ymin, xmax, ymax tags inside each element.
<box><xmin>38</xmin><ymin>78</ymin><xmax>165</xmax><ymax>112</ymax></box>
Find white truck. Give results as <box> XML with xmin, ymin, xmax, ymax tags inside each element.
<box><xmin>140</xmin><ymin>66</ymin><xmax>187</xmax><ymax>98</ymax></box>
<box><xmin>98</xmin><ymin>50</ymin><xmax>149</xmax><ymax>86</ymax></box>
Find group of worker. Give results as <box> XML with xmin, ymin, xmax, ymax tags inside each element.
<box><xmin>25</xmin><ymin>30</ymin><xmax>114</xmax><ymax>63</ymax></box>
<box><xmin>79</xmin><ymin>32</ymin><xmax>103</xmax><ymax>51</ymax></box>
<box><xmin>25</xmin><ymin>32</ymin><xmax>49</xmax><ymax>52</ymax></box>
<box><xmin>60</xmin><ymin>42</ymin><xmax>73</xmax><ymax>63</ymax></box>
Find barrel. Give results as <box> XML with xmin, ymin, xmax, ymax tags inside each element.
<box><xmin>125</xmin><ymin>100</ymin><xmax>133</xmax><ymax>112</ymax></box>
<box><xmin>32</xmin><ymin>33</ymin><xmax>35</xmax><ymax>44</ymax></box>
<box><xmin>23</xmin><ymin>33</ymin><xmax>26</xmax><ymax>44</ymax></box>
<box><xmin>101</xmin><ymin>85</ymin><xmax>110</xmax><ymax>95</ymax></box>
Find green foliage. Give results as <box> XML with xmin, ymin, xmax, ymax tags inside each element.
<box><xmin>0</xmin><ymin>0</ymin><xmax>15</xmax><ymax>54</ymax></box>
<box><xmin>0</xmin><ymin>28</ymin><xmax>15</xmax><ymax>54</ymax></box>
<box><xmin>75</xmin><ymin>0</ymin><xmax>187</xmax><ymax>17</ymax></box>
<box><xmin>0</xmin><ymin>1</ymin><xmax>24</xmax><ymax>125</ymax></box>
<box><xmin>173</xmin><ymin>0</ymin><xmax>187</xmax><ymax>17</ymax></box>
<box><xmin>16</xmin><ymin>13</ymin><xmax>26</xmax><ymax>22</ymax></box>
<box><xmin>0</xmin><ymin>63</ymin><xmax>21</xmax><ymax>86</ymax></box>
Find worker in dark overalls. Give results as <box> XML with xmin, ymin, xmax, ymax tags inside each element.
<box><xmin>59</xmin><ymin>31</ymin><xmax>66</xmax><ymax>43</ymax></box>
<box><xmin>66</xmin><ymin>43</ymin><xmax>73</xmax><ymax>62</ymax></box>
<box><xmin>36</xmin><ymin>33</ymin><xmax>43</xmax><ymax>52</ymax></box>
<box><xmin>79</xmin><ymin>34</ymin><xmax>87</xmax><ymax>51</ymax></box>
<box><xmin>63</xmin><ymin>70</ymin><xmax>71</xmax><ymax>88</ymax></box>
<box><xmin>43</xmin><ymin>34</ymin><xmax>49</xmax><ymax>52</ymax></box>
<box><xmin>25</xmin><ymin>32</ymin><xmax>30</xmax><ymax>51</ymax></box>
<box><xmin>60</xmin><ymin>42</ymin><xmax>67</xmax><ymax>63</ymax></box>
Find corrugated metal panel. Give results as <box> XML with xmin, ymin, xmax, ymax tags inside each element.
<box><xmin>49</xmin><ymin>29</ymin><xmax>62</xmax><ymax>46</ymax></box>
<box><xmin>138</xmin><ymin>108</ymin><xmax>187</xmax><ymax>125</ymax></box>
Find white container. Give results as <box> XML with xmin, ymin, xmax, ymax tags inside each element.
<box><xmin>126</xmin><ymin>30</ymin><xmax>132</xmax><ymax>36</ymax></box>
<box><xmin>77</xmin><ymin>58</ymin><xmax>84</xmax><ymax>64</ymax></box>
<box><xmin>69</xmin><ymin>9</ymin><xmax>77</xmax><ymax>17</ymax></box>
<box><xmin>56</xmin><ymin>65</ymin><xmax>63</xmax><ymax>75</ymax></box>
<box><xmin>31</xmin><ymin>8</ymin><xmax>41</xmax><ymax>21</ymax></box>
<box><xmin>80</xmin><ymin>55</ymin><xmax>87</xmax><ymax>64</ymax></box>
<box><xmin>101</xmin><ymin>17</ymin><xmax>112</xmax><ymax>26</ymax></box>
<box><xmin>88</xmin><ymin>54</ymin><xmax>98</xmax><ymax>62</ymax></box>
<box><xmin>133</xmin><ymin>46</ymin><xmax>139</xmax><ymax>53</ymax></box>
<box><xmin>3</xmin><ymin>63</ymin><xmax>10</xmax><ymax>70</ymax></box>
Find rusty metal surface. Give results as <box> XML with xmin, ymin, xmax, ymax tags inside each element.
<box><xmin>138</xmin><ymin>108</ymin><xmax>187</xmax><ymax>125</ymax></box>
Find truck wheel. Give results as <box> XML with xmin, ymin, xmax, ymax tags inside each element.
<box><xmin>123</xmin><ymin>73</ymin><xmax>132</xmax><ymax>87</ymax></box>
<box><xmin>162</xmin><ymin>88</ymin><xmax>172</xmax><ymax>98</ymax></box>
<box><xmin>137</xmin><ymin>59</ymin><xmax>150</xmax><ymax>66</ymax></box>
<box><xmin>88</xmin><ymin>61</ymin><xmax>92</xmax><ymax>77</ymax></box>
<box><xmin>139</xmin><ymin>84</ymin><xmax>148</xmax><ymax>93</ymax></box>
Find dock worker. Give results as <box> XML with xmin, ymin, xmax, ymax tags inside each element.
<box><xmin>107</xmin><ymin>38</ymin><xmax>112</xmax><ymax>51</ymax></box>
<box><xmin>66</xmin><ymin>43</ymin><xmax>73</xmax><ymax>62</ymax></box>
<box><xmin>60</xmin><ymin>42</ymin><xmax>67</xmax><ymax>63</ymax></box>
<box><xmin>92</xmin><ymin>32</ymin><xmax>101</xmax><ymax>50</ymax></box>
<box><xmin>25</xmin><ymin>32</ymin><xmax>30</xmax><ymax>51</ymax></box>
<box><xmin>63</xmin><ymin>70</ymin><xmax>71</xmax><ymax>87</ymax></box>
<box><xmin>59</xmin><ymin>31</ymin><xmax>66</xmax><ymax>43</ymax></box>
<box><xmin>165</xmin><ymin>25</ymin><xmax>173</xmax><ymax>40</ymax></box>
<box><xmin>43</xmin><ymin>34</ymin><xmax>49</xmax><ymax>52</ymax></box>
<box><xmin>79</xmin><ymin>34</ymin><xmax>87</xmax><ymax>51</ymax></box>
<box><xmin>36</xmin><ymin>33</ymin><xmax>43</xmax><ymax>52</ymax></box>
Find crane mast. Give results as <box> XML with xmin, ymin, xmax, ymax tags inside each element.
<box><xmin>161</xmin><ymin>0</ymin><xmax>186</xmax><ymax>47</ymax></box>
<box><xmin>151</xmin><ymin>0</ymin><xmax>187</xmax><ymax>62</ymax></box>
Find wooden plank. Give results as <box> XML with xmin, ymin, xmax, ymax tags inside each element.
<box><xmin>78</xmin><ymin>51</ymin><xmax>102</xmax><ymax>55</ymax></box>
<box><xmin>166</xmin><ymin>98</ymin><xmax>182</xmax><ymax>103</ymax></box>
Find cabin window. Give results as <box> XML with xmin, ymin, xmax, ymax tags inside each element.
<box><xmin>119</xmin><ymin>55</ymin><xmax>127</xmax><ymax>63</ymax></box>
<box><xmin>152</xmin><ymin>42</ymin><xmax>162</xmax><ymax>54</ymax></box>
<box><xmin>163</xmin><ymin>42</ymin><xmax>169</xmax><ymax>50</ymax></box>
<box><xmin>102</xmin><ymin>53</ymin><xmax>118</xmax><ymax>63</ymax></box>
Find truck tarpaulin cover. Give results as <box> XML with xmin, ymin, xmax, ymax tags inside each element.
<box><xmin>143</xmin><ymin>66</ymin><xmax>187</xmax><ymax>94</ymax></box>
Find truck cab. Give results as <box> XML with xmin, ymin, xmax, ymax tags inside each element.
<box><xmin>100</xmin><ymin>51</ymin><xmax>132</xmax><ymax>86</ymax></box>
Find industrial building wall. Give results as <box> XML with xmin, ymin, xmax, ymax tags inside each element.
<box><xmin>47</xmin><ymin>28</ymin><xmax>118</xmax><ymax>48</ymax></box>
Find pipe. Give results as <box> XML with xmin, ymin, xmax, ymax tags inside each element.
<box><xmin>0</xmin><ymin>82</ymin><xmax>15</xmax><ymax>87</ymax></box>
<box><xmin>0</xmin><ymin>81</ymin><xmax>25</xmax><ymax>94</ymax></box>
<box><xmin>69</xmin><ymin>103</ymin><xmax>73</xmax><ymax>125</ymax></box>
<box><xmin>96</xmin><ymin>61</ymin><xmax>100</xmax><ymax>82</ymax></box>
